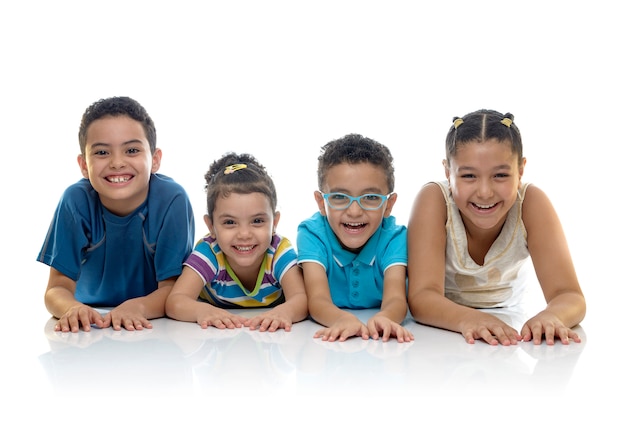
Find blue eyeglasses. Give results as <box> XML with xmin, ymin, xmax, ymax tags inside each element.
<box><xmin>320</xmin><ymin>192</ymin><xmax>391</xmax><ymax>210</ymax></box>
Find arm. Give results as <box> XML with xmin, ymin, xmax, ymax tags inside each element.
<box><xmin>245</xmin><ymin>265</ymin><xmax>309</xmax><ymax>332</ymax></box>
<box><xmin>521</xmin><ymin>185</ymin><xmax>586</xmax><ymax>344</ymax></box>
<box><xmin>44</xmin><ymin>267</ymin><xmax>106</xmax><ymax>333</ymax></box>
<box><xmin>165</xmin><ymin>266</ymin><xmax>247</xmax><ymax>329</ymax></box>
<box><xmin>367</xmin><ymin>265</ymin><xmax>414</xmax><ymax>342</ymax></box>
<box><xmin>302</xmin><ymin>262</ymin><xmax>369</xmax><ymax>341</ymax></box>
<box><xmin>407</xmin><ymin>184</ymin><xmax>521</xmax><ymax>345</ymax></box>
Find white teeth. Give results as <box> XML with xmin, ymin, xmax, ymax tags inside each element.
<box><xmin>108</xmin><ymin>176</ymin><xmax>130</xmax><ymax>183</ymax></box>
<box><xmin>235</xmin><ymin>246</ymin><xmax>253</xmax><ymax>252</ymax></box>
<box><xmin>345</xmin><ymin>222</ymin><xmax>365</xmax><ymax>227</ymax></box>
<box><xmin>474</xmin><ymin>203</ymin><xmax>495</xmax><ymax>209</ymax></box>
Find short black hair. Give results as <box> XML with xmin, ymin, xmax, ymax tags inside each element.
<box><xmin>317</xmin><ymin>133</ymin><xmax>395</xmax><ymax>192</ymax></box>
<box><xmin>78</xmin><ymin>96</ymin><xmax>156</xmax><ymax>155</ymax></box>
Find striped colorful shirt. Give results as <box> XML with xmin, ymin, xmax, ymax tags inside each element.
<box><xmin>183</xmin><ymin>233</ymin><xmax>297</xmax><ymax>308</ymax></box>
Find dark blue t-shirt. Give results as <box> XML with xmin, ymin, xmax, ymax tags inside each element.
<box><xmin>37</xmin><ymin>174</ymin><xmax>195</xmax><ymax>306</ymax></box>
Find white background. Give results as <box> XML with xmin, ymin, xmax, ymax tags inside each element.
<box><xmin>1</xmin><ymin>0</ymin><xmax>623</xmax><ymax>441</ymax></box>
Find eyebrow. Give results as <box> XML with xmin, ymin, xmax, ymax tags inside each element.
<box><xmin>90</xmin><ymin>139</ymin><xmax>145</xmax><ymax>148</ymax></box>
<box><xmin>217</xmin><ymin>212</ymin><xmax>271</xmax><ymax>220</ymax></box>
<box><xmin>328</xmin><ymin>188</ymin><xmax>385</xmax><ymax>194</ymax></box>
<box><xmin>456</xmin><ymin>164</ymin><xmax>512</xmax><ymax>172</ymax></box>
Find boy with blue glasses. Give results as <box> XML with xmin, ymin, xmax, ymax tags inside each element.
<box><xmin>297</xmin><ymin>133</ymin><xmax>414</xmax><ymax>342</ymax></box>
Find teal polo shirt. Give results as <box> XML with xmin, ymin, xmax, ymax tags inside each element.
<box><xmin>296</xmin><ymin>212</ymin><xmax>407</xmax><ymax>309</ymax></box>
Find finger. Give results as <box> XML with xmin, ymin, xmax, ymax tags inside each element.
<box><xmin>75</xmin><ymin>313</ymin><xmax>90</xmax><ymax>332</ymax></box>
<box><xmin>358</xmin><ymin>326</ymin><xmax>370</xmax><ymax>341</ymax></box>
<box><xmin>57</xmin><ymin>317</ymin><xmax>71</xmax><ymax>333</ymax></box>
<box><xmin>568</xmin><ymin>329</ymin><xmax>581</xmax><ymax>343</ymax></box>
<box><xmin>100</xmin><ymin>313</ymin><xmax>112</xmax><ymax>329</ymax></box>
<box><xmin>367</xmin><ymin>320</ymin><xmax>380</xmax><ymax>340</ymax></box>
<box><xmin>121</xmin><ymin>318</ymin><xmax>136</xmax><ymax>331</ymax></box>
<box><xmin>380</xmin><ymin>324</ymin><xmax>392</xmax><ymax>342</ymax></box>
<box><xmin>497</xmin><ymin>327</ymin><xmax>520</xmax><ymax>346</ymax></box>
<box><xmin>520</xmin><ymin>324</ymin><xmax>532</xmax><ymax>342</ymax></box>
<box><xmin>556</xmin><ymin>326</ymin><xmax>574</xmax><ymax>345</ymax></box>
<box><xmin>543</xmin><ymin>324</ymin><xmax>556</xmax><ymax>345</ymax></box>
<box><xmin>476</xmin><ymin>328</ymin><xmax>498</xmax><ymax>346</ymax></box>
<box><xmin>531</xmin><ymin>324</ymin><xmax>545</xmax><ymax>345</ymax></box>
<box><xmin>463</xmin><ymin>330</ymin><xmax>477</xmax><ymax>344</ymax></box>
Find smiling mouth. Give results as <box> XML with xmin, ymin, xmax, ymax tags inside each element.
<box><xmin>472</xmin><ymin>202</ymin><xmax>497</xmax><ymax>210</ymax></box>
<box><xmin>343</xmin><ymin>222</ymin><xmax>366</xmax><ymax>230</ymax></box>
<box><xmin>107</xmin><ymin>175</ymin><xmax>132</xmax><ymax>183</ymax></box>
<box><xmin>234</xmin><ymin>245</ymin><xmax>255</xmax><ymax>252</ymax></box>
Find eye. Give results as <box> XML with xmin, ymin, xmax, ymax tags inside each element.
<box><xmin>362</xmin><ymin>194</ymin><xmax>382</xmax><ymax>204</ymax></box>
<box><xmin>126</xmin><ymin>147</ymin><xmax>141</xmax><ymax>154</ymax></box>
<box><xmin>93</xmin><ymin>150</ymin><xmax>108</xmax><ymax>156</ymax></box>
<box><xmin>252</xmin><ymin>218</ymin><xmax>266</xmax><ymax>225</ymax></box>
<box><xmin>328</xmin><ymin>193</ymin><xmax>350</xmax><ymax>205</ymax></box>
<box><xmin>222</xmin><ymin>219</ymin><xmax>236</xmax><ymax>226</ymax></box>
<box><xmin>329</xmin><ymin>193</ymin><xmax>348</xmax><ymax>201</ymax></box>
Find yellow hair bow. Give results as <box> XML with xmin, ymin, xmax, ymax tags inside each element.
<box><xmin>224</xmin><ymin>163</ymin><xmax>247</xmax><ymax>174</ymax></box>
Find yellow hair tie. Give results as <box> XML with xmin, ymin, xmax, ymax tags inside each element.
<box><xmin>453</xmin><ymin>118</ymin><xmax>464</xmax><ymax>129</ymax></box>
<box><xmin>224</xmin><ymin>163</ymin><xmax>247</xmax><ymax>174</ymax></box>
<box><xmin>501</xmin><ymin>117</ymin><xmax>513</xmax><ymax>128</ymax></box>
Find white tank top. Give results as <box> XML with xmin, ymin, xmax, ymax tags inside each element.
<box><xmin>435</xmin><ymin>181</ymin><xmax>531</xmax><ymax>308</ymax></box>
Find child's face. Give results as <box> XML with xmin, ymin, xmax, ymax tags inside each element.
<box><xmin>445</xmin><ymin>138</ymin><xmax>525</xmax><ymax>232</ymax></box>
<box><xmin>205</xmin><ymin>192</ymin><xmax>279</xmax><ymax>276</ymax></box>
<box><xmin>78</xmin><ymin>115</ymin><xmax>161</xmax><ymax>216</ymax></box>
<box><xmin>315</xmin><ymin>162</ymin><xmax>396</xmax><ymax>252</ymax></box>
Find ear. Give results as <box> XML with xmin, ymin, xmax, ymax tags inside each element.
<box><xmin>383</xmin><ymin>192</ymin><xmax>398</xmax><ymax>217</ymax></box>
<box><xmin>203</xmin><ymin>214</ymin><xmax>214</xmax><ymax>234</ymax></box>
<box><xmin>151</xmin><ymin>148</ymin><xmax>162</xmax><ymax>173</ymax></box>
<box><xmin>77</xmin><ymin>154</ymin><xmax>89</xmax><ymax>179</ymax></box>
<box><xmin>519</xmin><ymin>157</ymin><xmax>526</xmax><ymax>179</ymax></box>
<box><xmin>314</xmin><ymin>190</ymin><xmax>327</xmax><ymax>216</ymax></box>
<box><xmin>442</xmin><ymin>159</ymin><xmax>450</xmax><ymax>181</ymax></box>
<box><xmin>272</xmin><ymin>211</ymin><xmax>281</xmax><ymax>232</ymax></box>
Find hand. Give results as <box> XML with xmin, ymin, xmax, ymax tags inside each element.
<box><xmin>313</xmin><ymin>314</ymin><xmax>369</xmax><ymax>342</ymax></box>
<box><xmin>367</xmin><ymin>316</ymin><xmax>415</xmax><ymax>343</ymax></box>
<box><xmin>196</xmin><ymin>307</ymin><xmax>248</xmax><ymax>329</ymax></box>
<box><xmin>245</xmin><ymin>309</ymin><xmax>294</xmax><ymax>332</ymax></box>
<box><xmin>55</xmin><ymin>304</ymin><xmax>106</xmax><ymax>333</ymax></box>
<box><xmin>459</xmin><ymin>312</ymin><xmax>522</xmax><ymax>346</ymax></box>
<box><xmin>105</xmin><ymin>300</ymin><xmax>153</xmax><ymax>331</ymax></box>
<box><xmin>521</xmin><ymin>310</ymin><xmax>582</xmax><ymax>345</ymax></box>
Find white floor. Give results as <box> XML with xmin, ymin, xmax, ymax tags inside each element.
<box><xmin>6</xmin><ymin>278</ymin><xmax>621</xmax><ymax>444</ymax></box>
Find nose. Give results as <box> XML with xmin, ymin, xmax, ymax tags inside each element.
<box><xmin>109</xmin><ymin>152</ymin><xmax>126</xmax><ymax>169</ymax></box>
<box><xmin>237</xmin><ymin>224</ymin><xmax>252</xmax><ymax>239</ymax></box>
<box><xmin>346</xmin><ymin>199</ymin><xmax>363</xmax><ymax>215</ymax></box>
<box><xmin>477</xmin><ymin>179</ymin><xmax>494</xmax><ymax>199</ymax></box>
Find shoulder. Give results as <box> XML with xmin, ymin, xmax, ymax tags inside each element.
<box><xmin>59</xmin><ymin>178</ymin><xmax>99</xmax><ymax>207</ymax></box>
<box><xmin>297</xmin><ymin>212</ymin><xmax>326</xmax><ymax>234</ymax></box>
<box><xmin>409</xmin><ymin>181</ymin><xmax>447</xmax><ymax>220</ymax></box>
<box><xmin>521</xmin><ymin>184</ymin><xmax>560</xmax><ymax>228</ymax></box>
<box><xmin>272</xmin><ymin>233</ymin><xmax>296</xmax><ymax>252</ymax></box>
<box><xmin>147</xmin><ymin>174</ymin><xmax>192</xmax><ymax>212</ymax></box>
<box><xmin>521</xmin><ymin>183</ymin><xmax>552</xmax><ymax>212</ymax></box>
<box><xmin>381</xmin><ymin>216</ymin><xmax>407</xmax><ymax>236</ymax></box>
<box><xmin>149</xmin><ymin>173</ymin><xmax>189</xmax><ymax>196</ymax></box>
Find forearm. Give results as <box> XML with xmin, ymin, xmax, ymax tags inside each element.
<box><xmin>280</xmin><ymin>294</ymin><xmax>309</xmax><ymax>323</ymax></box>
<box><xmin>128</xmin><ymin>286</ymin><xmax>171</xmax><ymax>319</ymax></box>
<box><xmin>45</xmin><ymin>286</ymin><xmax>83</xmax><ymax>319</ymax></box>
<box><xmin>378</xmin><ymin>296</ymin><xmax>409</xmax><ymax>324</ymax></box>
<box><xmin>409</xmin><ymin>290</ymin><xmax>477</xmax><ymax>332</ymax></box>
<box><xmin>309</xmin><ymin>298</ymin><xmax>356</xmax><ymax>328</ymax></box>
<box><xmin>544</xmin><ymin>292</ymin><xmax>586</xmax><ymax>328</ymax></box>
<box><xmin>165</xmin><ymin>292</ymin><xmax>210</xmax><ymax>322</ymax></box>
